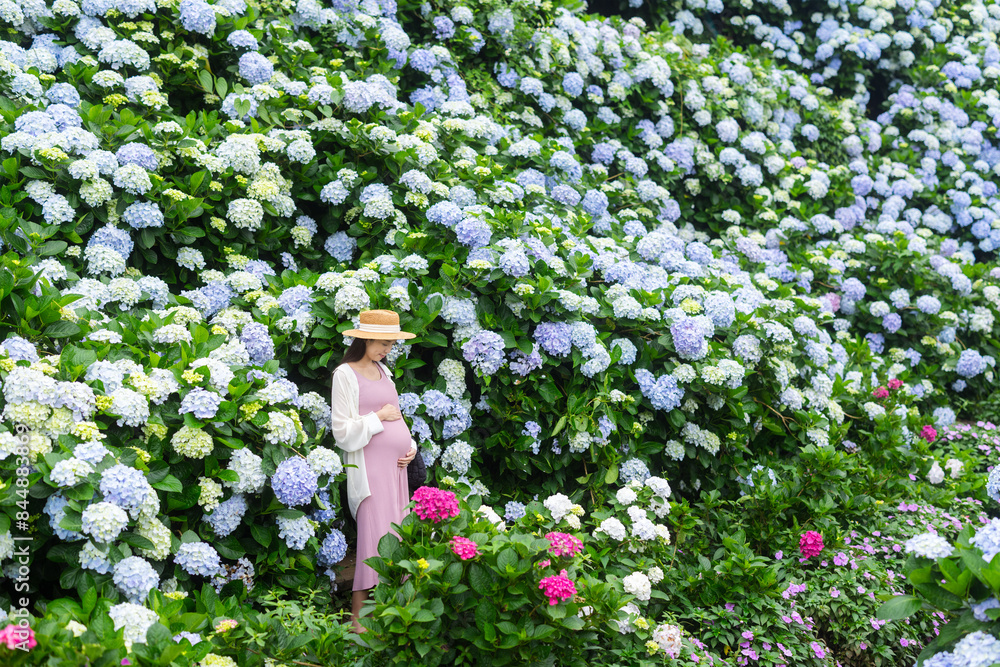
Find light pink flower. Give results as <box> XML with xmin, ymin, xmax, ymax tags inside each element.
<box><xmin>0</xmin><ymin>624</ymin><xmax>36</xmax><ymax>650</ymax></box>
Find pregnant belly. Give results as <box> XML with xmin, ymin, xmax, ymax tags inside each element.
<box><xmin>369</xmin><ymin>419</ymin><xmax>412</xmax><ymax>458</ymax></box>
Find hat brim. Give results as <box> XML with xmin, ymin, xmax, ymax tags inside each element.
<box><xmin>343</xmin><ymin>329</ymin><xmax>417</xmax><ymax>340</ymax></box>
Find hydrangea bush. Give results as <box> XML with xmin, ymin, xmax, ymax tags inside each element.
<box><xmin>0</xmin><ymin>0</ymin><xmax>999</xmax><ymax>658</ymax></box>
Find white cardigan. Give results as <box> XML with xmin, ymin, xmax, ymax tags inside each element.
<box><xmin>330</xmin><ymin>361</ymin><xmax>414</xmax><ymax>519</ymax></box>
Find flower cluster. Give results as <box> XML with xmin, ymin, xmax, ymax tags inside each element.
<box><xmin>411</xmin><ymin>486</ymin><xmax>460</xmax><ymax>523</ymax></box>
<box><xmin>538</xmin><ymin>569</ymin><xmax>577</xmax><ymax>606</ymax></box>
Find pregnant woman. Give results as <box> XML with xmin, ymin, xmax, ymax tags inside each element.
<box><xmin>330</xmin><ymin>309</ymin><xmax>417</xmax><ymax>633</ymax></box>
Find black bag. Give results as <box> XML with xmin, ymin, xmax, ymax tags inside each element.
<box><xmin>407</xmin><ymin>447</ymin><xmax>427</xmax><ymax>497</ymax></box>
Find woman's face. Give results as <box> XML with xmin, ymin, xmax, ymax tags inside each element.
<box><xmin>364</xmin><ymin>339</ymin><xmax>394</xmax><ymax>362</ymax></box>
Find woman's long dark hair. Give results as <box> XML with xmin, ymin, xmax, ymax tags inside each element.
<box><xmin>340</xmin><ymin>337</ymin><xmax>370</xmax><ymax>364</ymax></box>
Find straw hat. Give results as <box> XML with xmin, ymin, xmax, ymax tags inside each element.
<box><xmin>343</xmin><ymin>309</ymin><xmax>416</xmax><ymax>340</ymax></box>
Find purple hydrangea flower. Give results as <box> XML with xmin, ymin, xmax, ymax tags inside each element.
<box><xmin>462</xmin><ymin>330</ymin><xmax>506</xmax><ymax>376</ymax></box>
<box><xmin>670</xmin><ymin>318</ymin><xmax>709</xmax><ymax>361</ymax></box>
<box><xmin>241</xmin><ymin>322</ymin><xmax>275</xmax><ymax>365</ymax></box>
<box><xmin>534</xmin><ymin>322</ymin><xmax>573</xmax><ymax>357</ymax></box>
<box><xmin>634</xmin><ymin>369</ymin><xmax>684</xmax><ymax>411</ymax></box>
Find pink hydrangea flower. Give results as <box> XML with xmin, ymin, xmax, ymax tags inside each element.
<box><xmin>544</xmin><ymin>532</ymin><xmax>583</xmax><ymax>557</ymax></box>
<box><xmin>538</xmin><ymin>569</ymin><xmax>577</xmax><ymax>605</ymax></box>
<box><xmin>887</xmin><ymin>379</ymin><xmax>904</xmax><ymax>390</ymax></box>
<box><xmin>450</xmin><ymin>536</ymin><xmax>479</xmax><ymax>560</ymax></box>
<box><xmin>799</xmin><ymin>531</ymin><xmax>824</xmax><ymax>558</ymax></box>
<box><xmin>411</xmin><ymin>486</ymin><xmax>460</xmax><ymax>523</ymax></box>
<box><xmin>0</xmin><ymin>624</ymin><xmax>36</xmax><ymax>650</ymax></box>
<box><xmin>872</xmin><ymin>386</ymin><xmax>889</xmax><ymax>399</ymax></box>
<box><xmin>920</xmin><ymin>425</ymin><xmax>938</xmax><ymax>443</ymax></box>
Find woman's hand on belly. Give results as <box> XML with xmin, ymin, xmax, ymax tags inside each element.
<box><xmin>397</xmin><ymin>446</ymin><xmax>417</xmax><ymax>469</ymax></box>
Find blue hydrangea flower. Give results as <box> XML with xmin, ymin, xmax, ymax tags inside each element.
<box><xmin>179</xmin><ymin>0</ymin><xmax>216</xmax><ymax>35</ymax></box>
<box><xmin>227</xmin><ymin>29</ymin><xmax>258</xmax><ymax>50</ymax></box>
<box><xmin>100</xmin><ymin>464</ymin><xmax>151</xmax><ymax>514</ymax></box>
<box><xmin>113</xmin><ymin>556</ymin><xmax>159</xmax><ymax>604</ymax></box>
<box><xmin>174</xmin><ymin>541</ymin><xmax>222</xmax><ymax>577</ymax></box>
<box><xmin>238</xmin><ymin>51</ymin><xmax>274</xmax><ymax>84</ymax></box>
<box><xmin>271</xmin><ymin>458</ymin><xmax>318</xmax><ymax>507</ymax></box>
<box><xmin>179</xmin><ymin>388</ymin><xmax>222</xmax><ymax>419</ymax></box>
<box><xmin>504</xmin><ymin>501</ymin><xmax>526</xmax><ymax>522</ymax></box>
<box><xmin>204</xmin><ymin>494</ymin><xmax>247</xmax><ymax>537</ymax></box>
<box><xmin>318</xmin><ymin>529</ymin><xmax>348</xmax><ymax>566</ymax></box>
<box><xmin>115</xmin><ymin>143</ymin><xmax>158</xmax><ymax>171</ymax></box>
<box><xmin>620</xmin><ymin>458</ymin><xmax>651</xmax><ymax>484</ymax></box>
<box><xmin>325</xmin><ymin>231</ymin><xmax>356</xmax><ymax>261</ymax></box>
<box><xmin>957</xmin><ymin>350</ymin><xmax>988</xmax><ymax>378</ymax></box>
<box><xmin>122</xmin><ymin>202</ymin><xmax>163</xmax><ymax>229</ymax></box>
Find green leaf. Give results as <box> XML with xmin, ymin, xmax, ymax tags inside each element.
<box><xmin>605</xmin><ymin>464</ymin><xmax>619</xmax><ymax>485</ymax></box>
<box><xmin>82</xmin><ymin>587</ymin><xmax>97</xmax><ymax>616</ymax></box>
<box><xmin>496</xmin><ymin>548</ymin><xmax>518</xmax><ymax>572</ymax></box>
<box><xmin>0</xmin><ymin>269</ymin><xmax>13</xmax><ymax>298</ymax></box>
<box><xmin>250</xmin><ymin>523</ymin><xmax>271</xmax><ymax>547</ymax></box>
<box><xmin>377</xmin><ymin>532</ymin><xmax>401</xmax><ymax>561</ymax></box>
<box><xmin>442</xmin><ymin>562</ymin><xmax>463</xmax><ymax>587</ymax></box>
<box><xmin>469</xmin><ymin>563</ymin><xmax>493</xmax><ymax>596</ymax></box>
<box><xmin>39</xmin><ymin>240</ymin><xmax>67</xmax><ymax>256</ymax></box>
<box><xmin>152</xmin><ymin>475</ymin><xmax>183</xmax><ymax>492</ymax></box>
<box><xmin>475</xmin><ymin>599</ymin><xmax>498</xmax><ymax>630</ymax></box>
<box><xmin>119</xmin><ymin>532</ymin><xmax>156</xmax><ymax>551</ymax></box>
<box><xmin>45</xmin><ymin>321</ymin><xmax>82</xmax><ymax>338</ymax></box>
<box><xmin>876</xmin><ymin>595</ymin><xmax>923</xmax><ymax>620</ymax></box>
<box><xmin>198</xmin><ymin>70</ymin><xmax>213</xmax><ymax>92</ymax></box>
<box><xmin>913</xmin><ymin>583</ymin><xmax>964</xmax><ymax>611</ymax></box>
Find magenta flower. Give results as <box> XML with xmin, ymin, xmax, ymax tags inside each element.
<box><xmin>544</xmin><ymin>532</ymin><xmax>583</xmax><ymax>557</ymax></box>
<box><xmin>450</xmin><ymin>536</ymin><xmax>479</xmax><ymax>560</ymax></box>
<box><xmin>538</xmin><ymin>569</ymin><xmax>577</xmax><ymax>605</ymax></box>
<box><xmin>799</xmin><ymin>531</ymin><xmax>824</xmax><ymax>558</ymax></box>
<box><xmin>872</xmin><ymin>386</ymin><xmax>889</xmax><ymax>399</ymax></box>
<box><xmin>411</xmin><ymin>486</ymin><xmax>460</xmax><ymax>523</ymax></box>
<box><xmin>0</xmin><ymin>625</ymin><xmax>36</xmax><ymax>650</ymax></box>
<box><xmin>920</xmin><ymin>425</ymin><xmax>938</xmax><ymax>443</ymax></box>
<box><xmin>887</xmin><ymin>379</ymin><xmax>903</xmax><ymax>390</ymax></box>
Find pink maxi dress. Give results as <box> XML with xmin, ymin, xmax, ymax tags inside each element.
<box><xmin>352</xmin><ymin>363</ymin><xmax>411</xmax><ymax>591</ymax></box>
